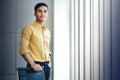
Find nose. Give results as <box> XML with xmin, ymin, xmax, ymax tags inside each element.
<box><xmin>40</xmin><ymin>12</ymin><xmax>44</xmax><ymax>16</ymax></box>
<box><xmin>41</xmin><ymin>12</ymin><xmax>45</xmax><ymax>16</ymax></box>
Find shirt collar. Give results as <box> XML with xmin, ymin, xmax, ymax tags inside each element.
<box><xmin>33</xmin><ymin>21</ymin><xmax>43</xmax><ymax>27</ymax></box>
<box><xmin>33</xmin><ymin>21</ymin><xmax>46</xmax><ymax>31</ymax></box>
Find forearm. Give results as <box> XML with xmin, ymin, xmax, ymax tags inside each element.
<box><xmin>22</xmin><ymin>52</ymin><xmax>35</xmax><ymax>67</ymax></box>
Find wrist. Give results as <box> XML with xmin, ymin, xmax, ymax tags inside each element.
<box><xmin>30</xmin><ymin>62</ymin><xmax>36</xmax><ymax>68</ymax></box>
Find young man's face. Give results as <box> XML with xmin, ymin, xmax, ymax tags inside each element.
<box><xmin>34</xmin><ymin>6</ymin><xmax>48</xmax><ymax>22</ymax></box>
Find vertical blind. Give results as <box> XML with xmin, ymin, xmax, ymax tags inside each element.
<box><xmin>54</xmin><ymin>0</ymin><xmax>113</xmax><ymax>80</ymax></box>
<box><xmin>69</xmin><ymin>0</ymin><xmax>112</xmax><ymax>80</ymax></box>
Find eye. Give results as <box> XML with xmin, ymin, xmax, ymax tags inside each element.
<box><xmin>37</xmin><ymin>9</ymin><xmax>42</xmax><ymax>13</ymax></box>
<box><xmin>44</xmin><ymin>10</ymin><xmax>48</xmax><ymax>13</ymax></box>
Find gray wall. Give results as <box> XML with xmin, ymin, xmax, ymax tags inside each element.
<box><xmin>0</xmin><ymin>0</ymin><xmax>53</xmax><ymax>80</ymax></box>
<box><xmin>0</xmin><ymin>0</ymin><xmax>16</xmax><ymax>80</ymax></box>
<box><xmin>112</xmin><ymin>0</ymin><xmax>120</xmax><ymax>80</ymax></box>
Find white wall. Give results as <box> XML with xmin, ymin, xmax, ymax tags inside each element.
<box><xmin>54</xmin><ymin>0</ymin><xmax>70</xmax><ymax>80</ymax></box>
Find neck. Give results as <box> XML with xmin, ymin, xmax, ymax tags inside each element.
<box><xmin>36</xmin><ymin>20</ymin><xmax>45</xmax><ymax>27</ymax></box>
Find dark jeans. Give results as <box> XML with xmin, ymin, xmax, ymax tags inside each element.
<box><xmin>27</xmin><ymin>61</ymin><xmax>51</xmax><ymax>80</ymax></box>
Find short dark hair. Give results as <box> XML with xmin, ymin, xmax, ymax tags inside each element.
<box><xmin>34</xmin><ymin>2</ymin><xmax>48</xmax><ymax>12</ymax></box>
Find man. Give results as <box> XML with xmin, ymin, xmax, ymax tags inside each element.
<box><xmin>19</xmin><ymin>3</ymin><xmax>51</xmax><ymax>80</ymax></box>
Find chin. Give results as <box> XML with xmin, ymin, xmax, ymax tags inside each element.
<box><xmin>39</xmin><ymin>19</ymin><xmax>46</xmax><ymax>22</ymax></box>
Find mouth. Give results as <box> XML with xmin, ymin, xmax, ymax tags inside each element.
<box><xmin>40</xmin><ymin>16</ymin><xmax>44</xmax><ymax>18</ymax></box>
